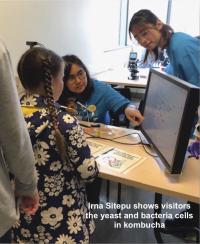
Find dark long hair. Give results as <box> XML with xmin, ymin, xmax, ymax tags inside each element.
<box><xmin>129</xmin><ymin>9</ymin><xmax>173</xmax><ymax>62</ymax></box>
<box><xmin>58</xmin><ymin>55</ymin><xmax>93</xmax><ymax>105</ymax></box>
<box><xmin>18</xmin><ymin>47</ymin><xmax>66</xmax><ymax>162</ymax></box>
<box><xmin>18</xmin><ymin>47</ymin><xmax>62</xmax><ymax>90</ymax></box>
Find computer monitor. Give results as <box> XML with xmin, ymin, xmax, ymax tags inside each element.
<box><xmin>140</xmin><ymin>69</ymin><xmax>199</xmax><ymax>174</ymax></box>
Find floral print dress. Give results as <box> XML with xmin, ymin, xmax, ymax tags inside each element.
<box><xmin>12</xmin><ymin>94</ymin><xmax>98</xmax><ymax>244</ymax></box>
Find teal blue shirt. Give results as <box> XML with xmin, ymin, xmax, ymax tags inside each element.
<box><xmin>78</xmin><ymin>79</ymin><xmax>130</xmax><ymax>124</ymax></box>
<box><xmin>166</xmin><ymin>32</ymin><xmax>200</xmax><ymax>87</ymax></box>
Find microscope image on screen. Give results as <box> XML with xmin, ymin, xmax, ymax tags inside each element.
<box><xmin>140</xmin><ymin>69</ymin><xmax>199</xmax><ymax>174</ymax></box>
<box><xmin>128</xmin><ymin>52</ymin><xmax>139</xmax><ymax>80</ymax></box>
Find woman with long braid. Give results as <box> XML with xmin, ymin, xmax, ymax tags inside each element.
<box><xmin>12</xmin><ymin>47</ymin><xmax>98</xmax><ymax>243</ymax></box>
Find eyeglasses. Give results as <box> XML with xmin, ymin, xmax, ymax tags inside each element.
<box><xmin>68</xmin><ymin>69</ymin><xmax>86</xmax><ymax>83</ymax></box>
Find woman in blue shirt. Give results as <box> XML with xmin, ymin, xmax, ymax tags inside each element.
<box><xmin>128</xmin><ymin>9</ymin><xmax>200</xmax><ymax>87</ymax></box>
<box><xmin>58</xmin><ymin>55</ymin><xmax>144</xmax><ymax>204</ymax></box>
<box><xmin>128</xmin><ymin>9</ymin><xmax>200</xmax><ymax>232</ymax></box>
<box><xmin>58</xmin><ymin>55</ymin><xmax>143</xmax><ymax>125</ymax></box>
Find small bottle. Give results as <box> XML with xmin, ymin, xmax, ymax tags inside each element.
<box><xmin>91</xmin><ymin>124</ymin><xmax>101</xmax><ymax>137</ymax></box>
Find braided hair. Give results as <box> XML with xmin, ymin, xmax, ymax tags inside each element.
<box><xmin>18</xmin><ymin>47</ymin><xmax>66</xmax><ymax>162</ymax></box>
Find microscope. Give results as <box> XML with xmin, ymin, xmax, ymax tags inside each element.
<box><xmin>128</xmin><ymin>51</ymin><xmax>139</xmax><ymax>80</ymax></box>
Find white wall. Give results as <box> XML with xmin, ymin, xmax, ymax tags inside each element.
<box><xmin>0</xmin><ymin>0</ymin><xmax>121</xmax><ymax>74</ymax></box>
<box><xmin>170</xmin><ymin>0</ymin><xmax>200</xmax><ymax>36</ymax></box>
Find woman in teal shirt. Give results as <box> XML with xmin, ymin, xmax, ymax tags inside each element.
<box><xmin>128</xmin><ymin>9</ymin><xmax>200</xmax><ymax>233</ymax></box>
<box><xmin>129</xmin><ymin>9</ymin><xmax>200</xmax><ymax>87</ymax></box>
<box><xmin>59</xmin><ymin>55</ymin><xmax>143</xmax><ymax>125</ymax></box>
<box><xmin>58</xmin><ymin>55</ymin><xmax>144</xmax><ymax>204</ymax></box>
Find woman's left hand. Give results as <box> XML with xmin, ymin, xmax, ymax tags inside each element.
<box><xmin>124</xmin><ymin>105</ymin><xmax>144</xmax><ymax>126</ymax></box>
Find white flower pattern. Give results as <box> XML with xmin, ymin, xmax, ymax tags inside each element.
<box><xmin>50</xmin><ymin>161</ymin><xmax>62</xmax><ymax>171</ymax></box>
<box><xmin>67</xmin><ymin>216</ymin><xmax>82</xmax><ymax>234</ymax></box>
<box><xmin>41</xmin><ymin>207</ymin><xmax>63</xmax><ymax>226</ymax></box>
<box><xmin>21</xmin><ymin>228</ymin><xmax>31</xmax><ymax>238</ymax></box>
<box><xmin>63</xmin><ymin>114</ymin><xmax>75</xmax><ymax>123</ymax></box>
<box><xmin>21</xmin><ymin>95</ymin><xmax>38</xmax><ymax>106</ymax></box>
<box><xmin>77</xmin><ymin>157</ymin><xmax>96</xmax><ymax>179</ymax></box>
<box><xmin>62</xmin><ymin>195</ymin><xmax>75</xmax><ymax>207</ymax></box>
<box><xmin>13</xmin><ymin>94</ymin><xmax>98</xmax><ymax>244</ymax></box>
<box><xmin>55</xmin><ymin>234</ymin><xmax>76</xmax><ymax>244</ymax></box>
<box><xmin>44</xmin><ymin>174</ymin><xmax>64</xmax><ymax>196</ymax></box>
<box><xmin>33</xmin><ymin>146</ymin><xmax>49</xmax><ymax>166</ymax></box>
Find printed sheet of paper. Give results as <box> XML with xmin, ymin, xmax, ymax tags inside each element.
<box><xmin>96</xmin><ymin>148</ymin><xmax>143</xmax><ymax>173</ymax></box>
<box><xmin>87</xmin><ymin>140</ymin><xmax>113</xmax><ymax>158</ymax></box>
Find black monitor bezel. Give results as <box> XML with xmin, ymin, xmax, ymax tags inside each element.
<box><xmin>140</xmin><ymin>69</ymin><xmax>199</xmax><ymax>174</ymax></box>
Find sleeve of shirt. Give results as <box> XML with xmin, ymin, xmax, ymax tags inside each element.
<box><xmin>0</xmin><ymin>39</ymin><xmax>37</xmax><ymax>196</ymax></box>
<box><xmin>179</xmin><ymin>50</ymin><xmax>200</xmax><ymax>87</ymax></box>
<box><xmin>170</xmin><ymin>36</ymin><xmax>200</xmax><ymax>87</ymax></box>
<box><xmin>101</xmin><ymin>83</ymin><xmax>130</xmax><ymax>113</ymax></box>
<box><xmin>164</xmin><ymin>64</ymin><xmax>173</xmax><ymax>75</ymax></box>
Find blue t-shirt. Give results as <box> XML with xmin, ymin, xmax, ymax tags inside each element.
<box><xmin>166</xmin><ymin>32</ymin><xmax>200</xmax><ymax>87</ymax></box>
<box><xmin>164</xmin><ymin>63</ymin><xmax>173</xmax><ymax>75</ymax></box>
<box><xmin>78</xmin><ymin>79</ymin><xmax>130</xmax><ymax>124</ymax></box>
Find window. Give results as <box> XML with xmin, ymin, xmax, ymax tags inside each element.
<box><xmin>170</xmin><ymin>0</ymin><xmax>200</xmax><ymax>36</ymax></box>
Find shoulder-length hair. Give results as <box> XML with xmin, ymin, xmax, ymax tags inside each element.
<box><xmin>58</xmin><ymin>55</ymin><xmax>93</xmax><ymax>105</ymax></box>
<box><xmin>129</xmin><ymin>9</ymin><xmax>173</xmax><ymax>62</ymax></box>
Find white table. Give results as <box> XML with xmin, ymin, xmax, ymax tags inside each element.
<box><xmin>93</xmin><ymin>68</ymin><xmax>149</xmax><ymax>88</ymax></box>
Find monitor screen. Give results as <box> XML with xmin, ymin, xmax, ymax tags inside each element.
<box><xmin>140</xmin><ymin>69</ymin><xmax>199</xmax><ymax>174</ymax></box>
